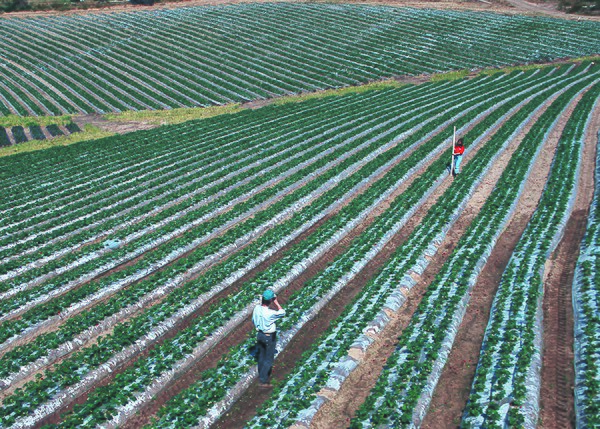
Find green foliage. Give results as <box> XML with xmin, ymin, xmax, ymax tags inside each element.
<box><xmin>431</xmin><ymin>69</ymin><xmax>471</xmax><ymax>81</ymax></box>
<box><xmin>104</xmin><ymin>104</ymin><xmax>244</xmax><ymax>125</ymax></box>
<box><xmin>0</xmin><ymin>115</ymin><xmax>73</xmax><ymax>128</ymax></box>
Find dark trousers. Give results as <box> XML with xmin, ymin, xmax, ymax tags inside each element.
<box><xmin>257</xmin><ymin>331</ymin><xmax>276</xmax><ymax>383</ymax></box>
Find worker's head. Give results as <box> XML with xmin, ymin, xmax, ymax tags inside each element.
<box><xmin>262</xmin><ymin>289</ymin><xmax>276</xmax><ymax>305</ymax></box>
<box><xmin>457</xmin><ymin>138</ymin><xmax>464</xmax><ymax>147</ymax></box>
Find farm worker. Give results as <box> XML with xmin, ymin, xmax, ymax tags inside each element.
<box><xmin>453</xmin><ymin>138</ymin><xmax>465</xmax><ymax>177</ymax></box>
<box><xmin>252</xmin><ymin>289</ymin><xmax>285</xmax><ymax>387</ymax></box>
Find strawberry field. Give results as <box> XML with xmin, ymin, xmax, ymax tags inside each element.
<box><xmin>0</xmin><ymin>3</ymin><xmax>600</xmax><ymax>116</ymax></box>
<box><xmin>1</xmin><ymin>3</ymin><xmax>600</xmax><ymax>429</ymax></box>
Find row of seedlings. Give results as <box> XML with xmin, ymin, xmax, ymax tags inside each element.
<box><xmin>462</xmin><ymin>83</ymin><xmax>600</xmax><ymax>428</ymax></box>
<box><xmin>572</xmin><ymin>133</ymin><xmax>600</xmax><ymax>427</ymax></box>
<box><xmin>1</xmin><ymin>74</ymin><xmax>506</xmax><ymax>324</ymax></box>
<box><xmin>0</xmin><ymin>72</ymin><xmax>504</xmax><ymax>428</ymax></box>
<box><xmin>148</xmin><ymin>62</ymin><xmax>578</xmax><ymax>429</ymax></box>
<box><xmin>347</xmin><ymin>70</ymin><xmax>600</xmax><ymax>428</ymax></box>
<box><xmin>1</xmin><ymin>90</ymin><xmax>404</xmax><ymax>275</ymax></box>
<box><xmin>0</xmin><ymin>4</ymin><xmax>598</xmax><ymax>114</ymax></box>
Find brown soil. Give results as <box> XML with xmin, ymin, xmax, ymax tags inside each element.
<box><xmin>310</xmin><ymin>80</ymin><xmax>579</xmax><ymax>429</ymax></box>
<box><xmin>537</xmin><ymin>213</ymin><xmax>584</xmax><ymax>429</ymax></box>
<box><xmin>71</xmin><ymin>113</ymin><xmax>159</xmax><ymax>134</ymax></box>
<box><xmin>538</xmin><ymin>93</ymin><xmax>600</xmax><ymax>429</ymax></box>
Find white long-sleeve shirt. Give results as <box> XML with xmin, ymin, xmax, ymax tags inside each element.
<box><xmin>252</xmin><ymin>305</ymin><xmax>285</xmax><ymax>333</ymax></box>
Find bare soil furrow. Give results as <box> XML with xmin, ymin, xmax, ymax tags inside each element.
<box><xmin>538</xmin><ymin>94</ymin><xmax>600</xmax><ymax>429</ymax></box>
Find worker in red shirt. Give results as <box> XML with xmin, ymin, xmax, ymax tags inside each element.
<box><xmin>452</xmin><ymin>138</ymin><xmax>465</xmax><ymax>177</ymax></box>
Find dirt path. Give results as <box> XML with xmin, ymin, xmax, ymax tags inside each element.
<box><xmin>538</xmin><ymin>94</ymin><xmax>600</xmax><ymax>429</ymax></box>
<box><xmin>309</xmin><ymin>83</ymin><xmax>578</xmax><ymax>429</ymax></box>
<box><xmin>4</xmin><ymin>0</ymin><xmax>598</xmax><ymax>22</ymax></box>
<box><xmin>502</xmin><ymin>0</ymin><xmax>600</xmax><ymax>20</ymax></box>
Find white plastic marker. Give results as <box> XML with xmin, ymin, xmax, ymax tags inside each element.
<box><xmin>450</xmin><ymin>125</ymin><xmax>456</xmax><ymax>176</ymax></box>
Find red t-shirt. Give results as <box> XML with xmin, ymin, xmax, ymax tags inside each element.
<box><xmin>453</xmin><ymin>145</ymin><xmax>464</xmax><ymax>155</ymax></box>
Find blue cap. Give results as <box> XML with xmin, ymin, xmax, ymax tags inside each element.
<box><xmin>262</xmin><ymin>289</ymin><xmax>276</xmax><ymax>300</ymax></box>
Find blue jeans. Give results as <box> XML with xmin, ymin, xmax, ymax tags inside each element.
<box><xmin>257</xmin><ymin>331</ymin><xmax>276</xmax><ymax>383</ymax></box>
<box><xmin>453</xmin><ymin>154</ymin><xmax>463</xmax><ymax>174</ymax></box>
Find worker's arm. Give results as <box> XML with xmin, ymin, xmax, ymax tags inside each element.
<box><xmin>270</xmin><ymin>297</ymin><xmax>285</xmax><ymax>318</ymax></box>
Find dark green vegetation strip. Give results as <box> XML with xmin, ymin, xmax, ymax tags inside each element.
<box><xmin>10</xmin><ymin>126</ymin><xmax>27</xmax><ymax>144</ymax></box>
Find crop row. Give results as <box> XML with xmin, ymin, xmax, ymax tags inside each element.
<box><xmin>0</xmin><ymin>74</ymin><xmax>494</xmax><ymax>361</ymax></box>
<box><xmin>0</xmin><ymin>71</ymin><xmax>502</xmax><ymax>427</ymax></box>
<box><xmin>35</xmin><ymin>68</ymin><xmax>530</xmax><ymax>429</ymax></box>
<box><xmin>171</xmin><ymin>61</ymin><xmax>578</xmax><ymax>429</ymax></box>
<box><xmin>462</xmin><ymin>83</ymin><xmax>600</xmax><ymax>428</ymax></box>
<box><xmin>0</xmin><ymin>4</ymin><xmax>598</xmax><ymax>115</ymax></box>
<box><xmin>1</xmin><ymin>83</ymin><xmax>458</xmax><ymax>242</ymax></box>
<box><xmin>572</xmin><ymin>131</ymin><xmax>600</xmax><ymax>428</ymax></box>
<box><xmin>0</xmin><ymin>77</ymin><xmax>473</xmax><ymax>288</ymax></box>
<box><xmin>348</xmin><ymin>70</ymin><xmax>599</xmax><ymax>428</ymax></box>
<box><xmin>0</xmin><ymin>91</ymin><xmax>406</xmax><ymax>288</ymax></box>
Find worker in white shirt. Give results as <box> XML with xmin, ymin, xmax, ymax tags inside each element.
<box><xmin>252</xmin><ymin>289</ymin><xmax>285</xmax><ymax>387</ymax></box>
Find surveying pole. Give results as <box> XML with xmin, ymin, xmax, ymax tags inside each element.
<box><xmin>450</xmin><ymin>126</ymin><xmax>456</xmax><ymax>176</ymax></box>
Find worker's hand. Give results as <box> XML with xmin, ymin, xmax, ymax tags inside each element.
<box><xmin>273</xmin><ymin>297</ymin><xmax>282</xmax><ymax>309</ymax></box>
